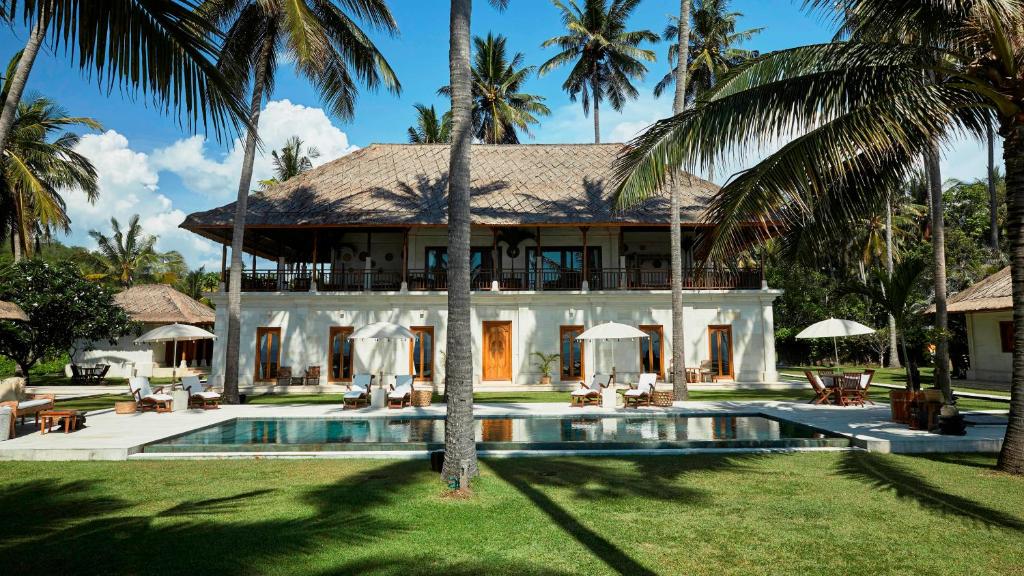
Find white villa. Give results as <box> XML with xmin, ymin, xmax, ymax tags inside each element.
<box><xmin>944</xmin><ymin>266</ymin><xmax>1013</xmax><ymax>384</ymax></box>
<box><xmin>182</xmin><ymin>144</ymin><xmax>781</xmax><ymax>390</ymax></box>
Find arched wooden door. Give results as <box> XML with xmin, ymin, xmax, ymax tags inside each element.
<box><xmin>482</xmin><ymin>321</ymin><xmax>512</xmax><ymax>381</ymax></box>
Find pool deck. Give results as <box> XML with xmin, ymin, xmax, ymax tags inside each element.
<box><xmin>0</xmin><ymin>401</ymin><xmax>1006</xmax><ymax>461</ymax></box>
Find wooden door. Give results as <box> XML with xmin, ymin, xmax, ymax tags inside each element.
<box><xmin>255</xmin><ymin>327</ymin><xmax>282</xmax><ymax>381</ymax></box>
<box><xmin>559</xmin><ymin>325</ymin><xmax>585</xmax><ymax>381</ymax></box>
<box><xmin>482</xmin><ymin>321</ymin><xmax>512</xmax><ymax>381</ymax></box>
<box><xmin>708</xmin><ymin>325</ymin><xmax>733</xmax><ymax>380</ymax></box>
<box><xmin>639</xmin><ymin>325</ymin><xmax>665</xmax><ymax>378</ymax></box>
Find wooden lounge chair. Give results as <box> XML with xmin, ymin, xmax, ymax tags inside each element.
<box><xmin>388</xmin><ymin>375</ymin><xmax>414</xmax><ymax>409</ymax></box>
<box><xmin>804</xmin><ymin>370</ymin><xmax>835</xmax><ymax>405</ymax></box>
<box><xmin>624</xmin><ymin>373</ymin><xmax>658</xmax><ymax>408</ymax></box>
<box><xmin>303</xmin><ymin>365</ymin><xmax>321</xmax><ymax>386</ymax></box>
<box><xmin>275</xmin><ymin>366</ymin><xmax>292</xmax><ymax>387</ymax></box>
<box><xmin>343</xmin><ymin>374</ymin><xmax>374</xmax><ymax>409</ymax></box>
<box><xmin>182</xmin><ymin>375</ymin><xmax>221</xmax><ymax>409</ymax></box>
<box><xmin>570</xmin><ymin>374</ymin><xmax>611</xmax><ymax>407</ymax></box>
<box><xmin>128</xmin><ymin>377</ymin><xmax>173</xmax><ymax>413</ymax></box>
<box><xmin>0</xmin><ymin>377</ymin><xmax>54</xmax><ymax>438</ymax></box>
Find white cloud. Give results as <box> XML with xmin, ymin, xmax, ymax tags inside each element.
<box><xmin>151</xmin><ymin>99</ymin><xmax>359</xmax><ymax>199</ymax></box>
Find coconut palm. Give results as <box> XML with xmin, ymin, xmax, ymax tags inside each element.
<box><xmin>88</xmin><ymin>215</ymin><xmax>159</xmax><ymax>288</ymax></box>
<box><xmin>204</xmin><ymin>0</ymin><xmax>401</xmax><ymax>405</ymax></box>
<box><xmin>539</xmin><ymin>0</ymin><xmax>658</xmax><ymax>143</ymax></box>
<box><xmin>614</xmin><ymin>0</ymin><xmax>1024</xmax><ymax>473</ymax></box>
<box><xmin>408</xmin><ymin>104</ymin><xmax>452</xmax><ymax>144</ymax></box>
<box><xmin>0</xmin><ymin>87</ymin><xmax>100</xmax><ymax>260</ymax></box>
<box><xmin>178</xmin><ymin>266</ymin><xmax>220</xmax><ymax>306</ymax></box>
<box><xmin>258</xmin><ymin>136</ymin><xmax>320</xmax><ymax>189</ymax></box>
<box><xmin>0</xmin><ymin>0</ymin><xmax>249</xmax><ymax>161</ymax></box>
<box><xmin>654</xmin><ymin>0</ymin><xmax>763</xmax><ymax>103</ymax></box>
<box><xmin>439</xmin><ymin>33</ymin><xmax>550</xmax><ymax>144</ymax></box>
<box><xmin>667</xmin><ymin>0</ymin><xmax>691</xmax><ymax>400</ymax></box>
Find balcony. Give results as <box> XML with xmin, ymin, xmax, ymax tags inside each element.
<box><xmin>239</xmin><ymin>266</ymin><xmax>762</xmax><ymax>293</ymax></box>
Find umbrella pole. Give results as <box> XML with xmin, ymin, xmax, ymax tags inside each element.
<box><xmin>173</xmin><ymin>340</ymin><xmax>178</xmax><ymax>382</ymax></box>
<box><xmin>833</xmin><ymin>337</ymin><xmax>839</xmax><ymax>367</ymax></box>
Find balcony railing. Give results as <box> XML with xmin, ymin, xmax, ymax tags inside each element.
<box><xmin>240</xmin><ymin>266</ymin><xmax>761</xmax><ymax>293</ymax></box>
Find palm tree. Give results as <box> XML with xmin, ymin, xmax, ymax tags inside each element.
<box><xmin>439</xmin><ymin>33</ymin><xmax>550</xmax><ymax>144</ymax></box>
<box><xmin>88</xmin><ymin>215</ymin><xmax>158</xmax><ymax>288</ymax></box>
<box><xmin>668</xmin><ymin>0</ymin><xmax>691</xmax><ymax>400</ymax></box>
<box><xmin>539</xmin><ymin>0</ymin><xmax>658</xmax><ymax>143</ymax></box>
<box><xmin>0</xmin><ymin>1</ymin><xmax>249</xmax><ymax>161</ymax></box>
<box><xmin>614</xmin><ymin>1</ymin><xmax>1024</xmax><ymax>473</ymax></box>
<box><xmin>408</xmin><ymin>104</ymin><xmax>452</xmax><ymax>144</ymax></box>
<box><xmin>259</xmin><ymin>136</ymin><xmax>320</xmax><ymax>189</ymax></box>
<box><xmin>989</xmin><ymin>120</ymin><xmax>1000</xmax><ymax>250</ymax></box>
<box><xmin>0</xmin><ymin>87</ymin><xmax>100</xmax><ymax>260</ymax></box>
<box><xmin>654</xmin><ymin>0</ymin><xmax>763</xmax><ymax>103</ymax></box>
<box><xmin>204</xmin><ymin>0</ymin><xmax>401</xmax><ymax>405</ymax></box>
<box><xmin>178</xmin><ymin>266</ymin><xmax>220</xmax><ymax>306</ymax></box>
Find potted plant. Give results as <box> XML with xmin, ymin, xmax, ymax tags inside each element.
<box><xmin>532</xmin><ymin>352</ymin><xmax>559</xmax><ymax>385</ymax></box>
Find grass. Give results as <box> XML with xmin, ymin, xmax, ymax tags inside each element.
<box><xmin>2</xmin><ymin>453</ymin><xmax>1023</xmax><ymax>575</ymax></box>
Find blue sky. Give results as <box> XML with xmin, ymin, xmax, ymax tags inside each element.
<box><xmin>0</xmin><ymin>1</ymin><xmax>994</xmax><ymax>268</ymax></box>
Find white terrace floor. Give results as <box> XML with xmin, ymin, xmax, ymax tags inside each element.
<box><xmin>0</xmin><ymin>401</ymin><xmax>1006</xmax><ymax>461</ymax></box>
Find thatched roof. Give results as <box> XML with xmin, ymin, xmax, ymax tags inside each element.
<box><xmin>0</xmin><ymin>300</ymin><xmax>28</xmax><ymax>321</ymax></box>
<box><xmin>943</xmin><ymin>266</ymin><xmax>1011</xmax><ymax>313</ymax></box>
<box><xmin>115</xmin><ymin>284</ymin><xmax>215</xmax><ymax>324</ymax></box>
<box><xmin>181</xmin><ymin>144</ymin><xmax>720</xmax><ymax>239</ymax></box>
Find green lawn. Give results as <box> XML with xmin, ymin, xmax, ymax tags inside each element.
<box><xmin>3</xmin><ymin>453</ymin><xmax>1022</xmax><ymax>575</ymax></box>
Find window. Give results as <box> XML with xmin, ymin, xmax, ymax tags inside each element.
<box><xmin>639</xmin><ymin>325</ymin><xmax>664</xmax><ymax>378</ymax></box>
<box><xmin>559</xmin><ymin>325</ymin><xmax>585</xmax><ymax>380</ymax></box>
<box><xmin>1000</xmin><ymin>321</ymin><xmax>1014</xmax><ymax>353</ymax></box>
<box><xmin>409</xmin><ymin>326</ymin><xmax>434</xmax><ymax>381</ymax></box>
<box><xmin>255</xmin><ymin>327</ymin><xmax>281</xmax><ymax>381</ymax></box>
<box><xmin>328</xmin><ymin>327</ymin><xmax>354</xmax><ymax>382</ymax></box>
<box><xmin>425</xmin><ymin>247</ymin><xmax>493</xmax><ymax>272</ymax></box>
<box><xmin>525</xmin><ymin>246</ymin><xmax>601</xmax><ymax>289</ymax></box>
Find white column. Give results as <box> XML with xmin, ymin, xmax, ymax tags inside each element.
<box><xmin>760</xmin><ymin>298</ymin><xmax>778</xmax><ymax>382</ymax></box>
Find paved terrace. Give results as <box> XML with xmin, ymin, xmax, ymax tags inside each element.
<box><xmin>0</xmin><ymin>401</ymin><xmax>1006</xmax><ymax>461</ymax></box>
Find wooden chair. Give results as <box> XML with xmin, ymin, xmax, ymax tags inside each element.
<box><xmin>842</xmin><ymin>369</ymin><xmax>875</xmax><ymax>406</ymax></box>
<box><xmin>836</xmin><ymin>373</ymin><xmax>866</xmax><ymax>406</ymax></box>
<box><xmin>570</xmin><ymin>373</ymin><xmax>611</xmax><ymax>407</ymax></box>
<box><xmin>624</xmin><ymin>373</ymin><xmax>657</xmax><ymax>408</ymax></box>
<box><xmin>303</xmin><ymin>366</ymin><xmax>321</xmax><ymax>386</ymax></box>
<box><xmin>388</xmin><ymin>375</ymin><xmax>413</xmax><ymax>409</ymax></box>
<box><xmin>343</xmin><ymin>374</ymin><xmax>374</xmax><ymax>409</ymax></box>
<box><xmin>0</xmin><ymin>377</ymin><xmax>54</xmax><ymax>438</ymax></box>
<box><xmin>699</xmin><ymin>360</ymin><xmax>716</xmax><ymax>382</ymax></box>
<box><xmin>128</xmin><ymin>377</ymin><xmax>173</xmax><ymax>413</ymax></box>
<box><xmin>94</xmin><ymin>364</ymin><xmax>110</xmax><ymax>384</ymax></box>
<box><xmin>182</xmin><ymin>375</ymin><xmax>221</xmax><ymax>409</ymax></box>
<box><xmin>275</xmin><ymin>366</ymin><xmax>292</xmax><ymax>387</ymax></box>
<box><xmin>804</xmin><ymin>370</ymin><xmax>835</xmax><ymax>405</ymax></box>
<box><xmin>70</xmin><ymin>364</ymin><xmax>86</xmax><ymax>385</ymax></box>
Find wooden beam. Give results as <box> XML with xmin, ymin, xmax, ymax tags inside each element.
<box><xmin>402</xmin><ymin>228</ymin><xmax>409</xmax><ymax>283</ymax></box>
<box><xmin>580</xmin><ymin>226</ymin><xmax>589</xmax><ymax>281</ymax></box>
<box><xmin>535</xmin><ymin>226</ymin><xmax>542</xmax><ymax>291</ymax></box>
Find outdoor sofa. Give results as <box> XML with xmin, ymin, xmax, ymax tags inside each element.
<box><xmin>0</xmin><ymin>377</ymin><xmax>54</xmax><ymax>437</ymax></box>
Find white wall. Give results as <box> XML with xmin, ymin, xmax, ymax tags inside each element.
<box><xmin>966</xmin><ymin>310</ymin><xmax>1012</xmax><ymax>383</ymax></box>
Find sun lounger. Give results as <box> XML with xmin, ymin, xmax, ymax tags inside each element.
<box><xmin>182</xmin><ymin>375</ymin><xmax>221</xmax><ymax>409</ymax></box>
<box><xmin>388</xmin><ymin>375</ymin><xmax>414</xmax><ymax>409</ymax></box>
<box><xmin>571</xmin><ymin>373</ymin><xmax>611</xmax><ymax>407</ymax></box>
<box><xmin>0</xmin><ymin>377</ymin><xmax>54</xmax><ymax>437</ymax></box>
<box><xmin>624</xmin><ymin>373</ymin><xmax>657</xmax><ymax>408</ymax></box>
<box><xmin>344</xmin><ymin>374</ymin><xmax>375</xmax><ymax>409</ymax></box>
<box><xmin>128</xmin><ymin>376</ymin><xmax>173</xmax><ymax>413</ymax></box>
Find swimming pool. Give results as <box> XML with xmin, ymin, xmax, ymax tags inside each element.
<box><xmin>144</xmin><ymin>414</ymin><xmax>848</xmax><ymax>453</ymax></box>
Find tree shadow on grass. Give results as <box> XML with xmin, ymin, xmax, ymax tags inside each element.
<box><xmin>836</xmin><ymin>451</ymin><xmax>1024</xmax><ymax>531</ymax></box>
<box><xmin>487</xmin><ymin>455</ymin><xmax>761</xmax><ymax>576</ymax></box>
<box><xmin>313</xmin><ymin>556</ymin><xmax>578</xmax><ymax>576</ymax></box>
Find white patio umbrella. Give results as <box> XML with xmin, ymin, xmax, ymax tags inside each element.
<box><xmin>135</xmin><ymin>323</ymin><xmax>216</xmax><ymax>380</ymax></box>
<box><xmin>576</xmin><ymin>322</ymin><xmax>649</xmax><ymax>384</ymax></box>
<box><xmin>795</xmin><ymin>318</ymin><xmax>875</xmax><ymax>366</ymax></box>
<box><xmin>348</xmin><ymin>322</ymin><xmax>415</xmax><ymax>389</ymax></box>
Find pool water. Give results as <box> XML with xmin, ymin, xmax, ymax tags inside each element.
<box><xmin>145</xmin><ymin>415</ymin><xmax>848</xmax><ymax>452</ymax></box>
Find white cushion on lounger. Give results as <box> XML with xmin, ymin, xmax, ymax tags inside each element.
<box><xmin>636</xmin><ymin>373</ymin><xmax>657</xmax><ymax>394</ymax></box>
<box><xmin>623</xmin><ymin>389</ymin><xmax>645</xmax><ymax>397</ymax></box>
<box><xmin>389</xmin><ymin>384</ymin><xmax>411</xmax><ymax>398</ymax></box>
<box><xmin>353</xmin><ymin>374</ymin><xmax>373</xmax><ymax>389</ymax></box>
<box><xmin>145</xmin><ymin>393</ymin><xmax>173</xmax><ymax>402</ymax></box>
<box><xmin>344</xmin><ymin>389</ymin><xmax>366</xmax><ymax>399</ymax></box>
<box><xmin>17</xmin><ymin>399</ymin><xmax>51</xmax><ymax>410</ymax></box>
<box><xmin>571</xmin><ymin>388</ymin><xmax>596</xmax><ymax>396</ymax></box>
<box><xmin>194</xmin><ymin>391</ymin><xmax>220</xmax><ymax>399</ymax></box>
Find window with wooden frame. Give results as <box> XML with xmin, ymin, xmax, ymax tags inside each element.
<box><xmin>409</xmin><ymin>326</ymin><xmax>434</xmax><ymax>381</ymax></box>
<box><xmin>1000</xmin><ymin>321</ymin><xmax>1014</xmax><ymax>353</ymax></box>
<box><xmin>328</xmin><ymin>327</ymin><xmax>354</xmax><ymax>382</ymax></box>
<box><xmin>639</xmin><ymin>325</ymin><xmax>665</xmax><ymax>378</ymax></box>
<box><xmin>559</xmin><ymin>325</ymin><xmax>585</xmax><ymax>381</ymax></box>
<box><xmin>255</xmin><ymin>327</ymin><xmax>281</xmax><ymax>381</ymax></box>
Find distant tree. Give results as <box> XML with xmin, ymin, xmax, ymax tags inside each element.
<box><xmin>258</xmin><ymin>136</ymin><xmax>320</xmax><ymax>189</ymax></box>
<box><xmin>88</xmin><ymin>215</ymin><xmax>158</xmax><ymax>288</ymax></box>
<box><xmin>178</xmin><ymin>266</ymin><xmax>220</xmax><ymax>307</ymax></box>
<box><xmin>407</xmin><ymin>104</ymin><xmax>452</xmax><ymax>144</ymax></box>
<box><xmin>0</xmin><ymin>259</ymin><xmax>136</xmax><ymax>384</ymax></box>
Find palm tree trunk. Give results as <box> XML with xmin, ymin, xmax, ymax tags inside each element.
<box><xmin>223</xmin><ymin>39</ymin><xmax>272</xmax><ymax>405</ymax></box>
<box><xmin>989</xmin><ymin>121</ymin><xmax>1000</xmax><ymax>251</ymax></box>
<box><xmin>592</xmin><ymin>76</ymin><xmax>601</xmax><ymax>144</ymax></box>
<box><xmin>0</xmin><ymin>14</ymin><xmax>49</xmax><ymax>156</ymax></box>
<box><xmin>885</xmin><ymin>196</ymin><xmax>901</xmax><ymax>368</ymax></box>
<box><xmin>925</xmin><ymin>146</ymin><xmax>953</xmax><ymax>405</ymax></box>
<box><xmin>997</xmin><ymin>125</ymin><xmax>1024</xmax><ymax>474</ymax></box>
<box><xmin>669</xmin><ymin>0</ymin><xmax>691</xmax><ymax>400</ymax></box>
<box><xmin>442</xmin><ymin>0</ymin><xmax>478</xmax><ymax>484</ymax></box>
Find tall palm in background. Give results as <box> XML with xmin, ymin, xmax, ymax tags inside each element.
<box><xmin>1</xmin><ymin>89</ymin><xmax>100</xmax><ymax>260</ymax></box>
<box><xmin>539</xmin><ymin>0</ymin><xmax>657</xmax><ymax>143</ymax></box>
<box><xmin>0</xmin><ymin>0</ymin><xmax>249</xmax><ymax>160</ymax></box>
<box><xmin>178</xmin><ymin>266</ymin><xmax>220</xmax><ymax>306</ymax></box>
<box><xmin>259</xmin><ymin>136</ymin><xmax>320</xmax><ymax>189</ymax></box>
<box><xmin>88</xmin><ymin>215</ymin><xmax>158</xmax><ymax>288</ymax></box>
<box><xmin>407</xmin><ymin>104</ymin><xmax>452</xmax><ymax>144</ymax></box>
<box><xmin>614</xmin><ymin>1</ymin><xmax>1024</xmax><ymax>473</ymax></box>
<box><xmin>440</xmin><ymin>33</ymin><xmax>549</xmax><ymax>144</ymax></box>
<box><xmin>203</xmin><ymin>0</ymin><xmax>400</xmax><ymax>404</ymax></box>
